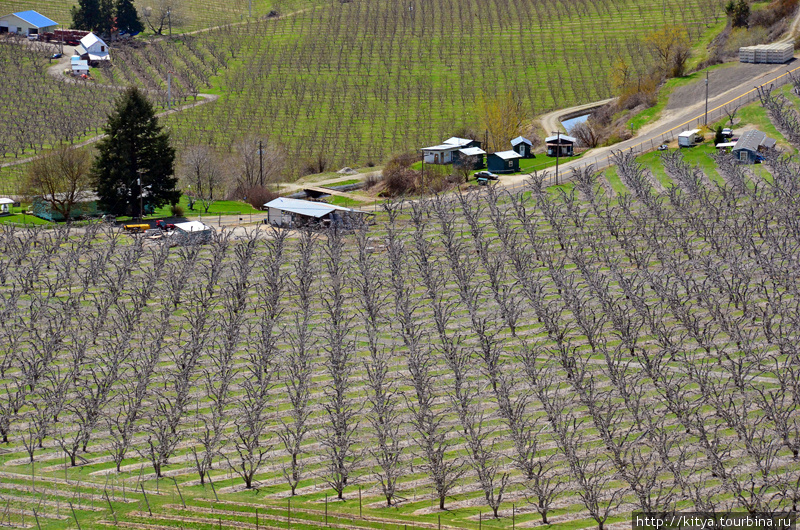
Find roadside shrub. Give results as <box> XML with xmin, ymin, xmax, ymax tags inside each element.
<box><xmin>302</xmin><ymin>153</ymin><xmax>331</xmax><ymax>176</ymax></box>
<box><xmin>241</xmin><ymin>186</ymin><xmax>278</xmax><ymax>210</ymax></box>
<box><xmin>170</xmin><ymin>204</ymin><xmax>185</xmax><ymax>217</ymax></box>
<box><xmin>381</xmin><ymin>151</ymin><xmax>421</xmax><ymax>196</ymax></box>
<box><xmin>364</xmin><ymin>173</ymin><xmax>381</xmax><ymax>190</ymax></box>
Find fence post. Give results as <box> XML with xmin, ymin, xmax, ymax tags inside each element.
<box><xmin>105</xmin><ymin>490</ymin><xmax>117</xmax><ymax>525</ymax></box>
<box><xmin>172</xmin><ymin>478</ymin><xmax>186</xmax><ymax>508</ymax></box>
<box><xmin>141</xmin><ymin>484</ymin><xmax>152</xmax><ymax>516</ymax></box>
<box><xmin>69</xmin><ymin>501</ymin><xmax>81</xmax><ymax>530</ymax></box>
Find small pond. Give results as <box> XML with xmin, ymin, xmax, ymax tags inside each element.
<box><xmin>561</xmin><ymin>113</ymin><xmax>590</xmax><ymax>134</ymax></box>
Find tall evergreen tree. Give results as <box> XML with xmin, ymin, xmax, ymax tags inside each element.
<box><xmin>71</xmin><ymin>0</ymin><xmax>102</xmax><ymax>31</ymax></box>
<box><xmin>116</xmin><ymin>0</ymin><xmax>144</xmax><ymax>35</ymax></box>
<box><xmin>72</xmin><ymin>0</ymin><xmax>115</xmax><ymax>36</ymax></box>
<box><xmin>93</xmin><ymin>88</ymin><xmax>180</xmax><ymax>217</ymax></box>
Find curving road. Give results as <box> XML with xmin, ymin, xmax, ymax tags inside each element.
<box><xmin>502</xmin><ymin>56</ymin><xmax>800</xmax><ymax>190</ymax></box>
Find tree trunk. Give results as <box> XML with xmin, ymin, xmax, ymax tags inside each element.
<box><xmin>439</xmin><ymin>496</ymin><xmax>445</xmax><ymax>510</ymax></box>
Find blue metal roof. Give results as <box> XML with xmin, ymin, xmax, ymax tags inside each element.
<box><xmin>12</xmin><ymin>10</ymin><xmax>58</xmax><ymax>28</ymax></box>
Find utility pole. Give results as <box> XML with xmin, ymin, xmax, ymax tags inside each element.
<box><xmin>421</xmin><ymin>150</ymin><xmax>425</xmax><ymax>193</ymax></box>
<box><xmin>259</xmin><ymin>140</ymin><xmax>263</xmax><ymax>187</ymax></box>
<box><xmin>551</xmin><ymin>130</ymin><xmax>561</xmax><ymax>186</ymax></box>
<box><xmin>138</xmin><ymin>177</ymin><xmax>144</xmax><ymax>220</ymax></box>
<box><xmin>704</xmin><ymin>70</ymin><xmax>709</xmax><ymax>126</ymax></box>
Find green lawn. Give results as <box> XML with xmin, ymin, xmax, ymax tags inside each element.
<box><xmin>603</xmin><ymin>166</ymin><xmax>628</xmax><ymax>195</ymax></box>
<box><xmin>325</xmin><ymin>195</ymin><xmax>365</xmax><ymax>208</ymax></box>
<box><xmin>164</xmin><ymin>195</ymin><xmax>261</xmax><ymax>217</ymax></box>
<box><xmin>0</xmin><ymin>213</ymin><xmax>50</xmax><ymax>226</ymax></box>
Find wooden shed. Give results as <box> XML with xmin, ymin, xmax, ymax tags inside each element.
<box><xmin>510</xmin><ymin>136</ymin><xmax>535</xmax><ymax>158</ymax></box>
<box><xmin>264</xmin><ymin>197</ymin><xmax>368</xmax><ymax>229</ymax></box>
<box><xmin>487</xmin><ymin>150</ymin><xmax>522</xmax><ymax>173</ymax></box>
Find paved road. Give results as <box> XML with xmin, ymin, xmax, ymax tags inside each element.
<box><xmin>502</xmin><ymin>57</ymin><xmax>800</xmax><ymax>190</ymax></box>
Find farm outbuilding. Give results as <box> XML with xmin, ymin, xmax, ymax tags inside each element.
<box><xmin>173</xmin><ymin>221</ymin><xmax>213</xmax><ymax>244</ymax></box>
<box><xmin>75</xmin><ymin>32</ymin><xmax>110</xmax><ymax>64</ymax></box>
<box><xmin>487</xmin><ymin>150</ymin><xmax>522</xmax><ymax>173</ymax></box>
<box><xmin>264</xmin><ymin>197</ymin><xmax>369</xmax><ymax>229</ymax></box>
<box><xmin>510</xmin><ymin>136</ymin><xmax>535</xmax><ymax>158</ymax></box>
<box><xmin>0</xmin><ymin>10</ymin><xmax>58</xmax><ymax>36</ymax></box>
<box><xmin>0</xmin><ymin>198</ymin><xmax>13</xmax><ymax>215</ymax></box>
<box><xmin>455</xmin><ymin>146</ymin><xmax>486</xmax><ymax>169</ymax></box>
<box><xmin>545</xmin><ymin>135</ymin><xmax>576</xmax><ymax>157</ymax></box>
<box><xmin>71</xmin><ymin>58</ymin><xmax>89</xmax><ymax>75</ymax></box>
<box><xmin>732</xmin><ymin>130</ymin><xmax>776</xmax><ymax>164</ymax></box>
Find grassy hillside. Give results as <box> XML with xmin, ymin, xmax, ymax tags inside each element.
<box><xmin>159</xmin><ymin>0</ymin><xmax>727</xmax><ymax>174</ymax></box>
<box><xmin>0</xmin><ymin>0</ymin><xmax>727</xmax><ymax>178</ymax></box>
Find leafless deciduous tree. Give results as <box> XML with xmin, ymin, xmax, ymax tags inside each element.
<box><xmin>26</xmin><ymin>147</ymin><xmax>93</xmax><ymax>222</ymax></box>
<box><xmin>180</xmin><ymin>145</ymin><xmax>229</xmax><ymax>213</ymax></box>
<box><xmin>231</xmin><ymin>135</ymin><xmax>286</xmax><ymax>195</ymax></box>
<box><xmin>354</xmin><ymin>225</ymin><xmax>403</xmax><ymax>506</ymax></box>
<box><xmin>279</xmin><ymin>229</ymin><xmax>314</xmax><ymax>496</ymax></box>
<box><xmin>319</xmin><ymin>228</ymin><xmax>361</xmax><ymax>500</ymax></box>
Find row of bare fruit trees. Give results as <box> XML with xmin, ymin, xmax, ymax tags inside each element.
<box><xmin>0</xmin><ymin>152</ymin><xmax>798</xmax><ymax>522</ymax></box>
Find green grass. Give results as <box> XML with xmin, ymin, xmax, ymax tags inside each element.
<box><xmin>603</xmin><ymin>166</ymin><xmax>627</xmax><ymax>194</ymax></box>
<box><xmin>157</xmin><ymin>0</ymin><xmax>722</xmax><ymax>176</ymax></box>
<box><xmin>325</xmin><ymin>195</ymin><xmax>365</xmax><ymax>207</ymax></box>
<box><xmin>0</xmin><ymin>213</ymin><xmax>50</xmax><ymax>225</ymax></box>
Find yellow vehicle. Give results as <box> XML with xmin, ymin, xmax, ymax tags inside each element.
<box><xmin>123</xmin><ymin>223</ymin><xmax>150</xmax><ymax>233</ymax></box>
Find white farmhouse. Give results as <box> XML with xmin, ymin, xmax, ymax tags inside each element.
<box><xmin>0</xmin><ymin>10</ymin><xmax>58</xmax><ymax>36</ymax></box>
<box><xmin>75</xmin><ymin>32</ymin><xmax>110</xmax><ymax>64</ymax></box>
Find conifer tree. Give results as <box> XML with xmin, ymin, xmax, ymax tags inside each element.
<box><xmin>116</xmin><ymin>0</ymin><xmax>144</xmax><ymax>35</ymax></box>
<box><xmin>93</xmin><ymin>88</ymin><xmax>179</xmax><ymax>217</ymax></box>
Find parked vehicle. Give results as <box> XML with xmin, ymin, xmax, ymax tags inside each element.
<box><xmin>657</xmin><ymin>144</ymin><xmax>668</xmax><ymax>151</ymax></box>
<box><xmin>474</xmin><ymin>170</ymin><xmax>499</xmax><ymax>180</ymax></box>
<box><xmin>722</xmin><ymin>128</ymin><xmax>734</xmax><ymax>138</ymax></box>
<box><xmin>155</xmin><ymin>220</ymin><xmax>176</xmax><ymax>231</ymax></box>
<box><xmin>123</xmin><ymin>223</ymin><xmax>150</xmax><ymax>233</ymax></box>
<box><xmin>51</xmin><ymin>52</ymin><xmax>62</xmax><ymax>59</ymax></box>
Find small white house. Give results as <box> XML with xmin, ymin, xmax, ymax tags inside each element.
<box><xmin>422</xmin><ymin>143</ymin><xmax>462</xmax><ymax>164</ymax></box>
<box><xmin>75</xmin><ymin>32</ymin><xmax>110</xmax><ymax>64</ymax></box>
<box><xmin>71</xmin><ymin>59</ymin><xmax>89</xmax><ymax>75</ymax></box>
<box><xmin>0</xmin><ymin>10</ymin><xmax>58</xmax><ymax>36</ymax></box>
<box><xmin>0</xmin><ymin>198</ymin><xmax>14</xmax><ymax>215</ymax></box>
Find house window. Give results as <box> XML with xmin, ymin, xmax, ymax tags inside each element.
<box><xmin>508</xmin><ymin>161</ymin><xmax>512</xmax><ymax>168</ymax></box>
<box><xmin>101</xmin><ymin>45</ymin><xmax>105</xmax><ymax>51</ymax></box>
